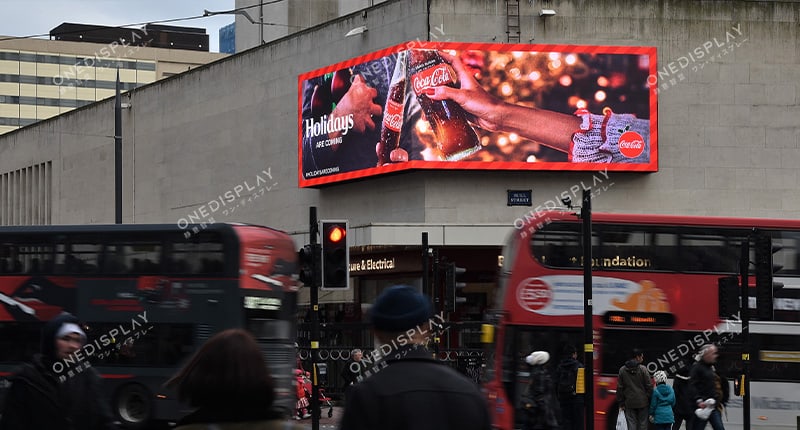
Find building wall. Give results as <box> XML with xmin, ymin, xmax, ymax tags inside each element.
<box><xmin>0</xmin><ymin>0</ymin><xmax>798</xmax><ymax>247</ymax></box>
<box><xmin>234</xmin><ymin>0</ymin><xmax>390</xmax><ymax>50</ymax></box>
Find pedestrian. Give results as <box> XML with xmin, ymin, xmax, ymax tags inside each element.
<box><xmin>294</xmin><ymin>369</ymin><xmax>311</xmax><ymax>420</ymax></box>
<box><xmin>165</xmin><ymin>328</ymin><xmax>302</xmax><ymax>429</ymax></box>
<box><xmin>520</xmin><ymin>351</ymin><xmax>559</xmax><ymax>430</ymax></box>
<box><xmin>340</xmin><ymin>349</ymin><xmax>363</xmax><ymax>403</ymax></box>
<box><xmin>689</xmin><ymin>344</ymin><xmax>725</xmax><ymax>430</ymax></box>
<box><xmin>649</xmin><ymin>370</ymin><xmax>675</xmax><ymax>430</ymax></box>
<box><xmin>0</xmin><ymin>312</ymin><xmax>116</xmax><ymax>430</ymax></box>
<box><xmin>555</xmin><ymin>344</ymin><xmax>584</xmax><ymax>430</ymax></box>
<box><xmin>339</xmin><ymin>284</ymin><xmax>490</xmax><ymax>430</ymax></box>
<box><xmin>616</xmin><ymin>348</ymin><xmax>653</xmax><ymax>430</ymax></box>
<box><xmin>672</xmin><ymin>364</ymin><xmax>695</xmax><ymax>430</ymax></box>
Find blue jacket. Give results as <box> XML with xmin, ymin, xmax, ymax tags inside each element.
<box><xmin>649</xmin><ymin>383</ymin><xmax>676</xmax><ymax>424</ymax></box>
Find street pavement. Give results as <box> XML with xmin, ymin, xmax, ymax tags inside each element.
<box><xmin>289</xmin><ymin>406</ymin><xmax>343</xmax><ymax>429</ymax></box>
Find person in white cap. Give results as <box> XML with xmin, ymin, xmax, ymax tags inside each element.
<box><xmin>0</xmin><ymin>312</ymin><xmax>116</xmax><ymax>430</ymax></box>
<box><xmin>649</xmin><ymin>370</ymin><xmax>675</xmax><ymax>430</ymax></box>
<box><xmin>520</xmin><ymin>350</ymin><xmax>559</xmax><ymax>430</ymax></box>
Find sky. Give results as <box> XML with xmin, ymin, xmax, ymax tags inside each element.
<box><xmin>0</xmin><ymin>0</ymin><xmax>237</xmax><ymax>53</ymax></box>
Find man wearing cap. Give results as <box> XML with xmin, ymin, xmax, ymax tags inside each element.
<box><xmin>0</xmin><ymin>312</ymin><xmax>116</xmax><ymax>429</ymax></box>
<box><xmin>339</xmin><ymin>284</ymin><xmax>490</xmax><ymax>430</ymax></box>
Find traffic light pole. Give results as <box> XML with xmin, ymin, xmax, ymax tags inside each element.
<box><xmin>581</xmin><ymin>189</ymin><xmax>594</xmax><ymax>430</ymax></box>
<box><xmin>740</xmin><ymin>236</ymin><xmax>751</xmax><ymax>430</ymax></box>
<box><xmin>309</xmin><ymin>207</ymin><xmax>320</xmax><ymax>430</ymax></box>
<box><xmin>432</xmin><ymin>249</ymin><xmax>440</xmax><ymax>358</ymax></box>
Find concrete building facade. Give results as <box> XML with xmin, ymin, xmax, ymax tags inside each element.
<box><xmin>233</xmin><ymin>0</ymin><xmax>390</xmax><ymax>50</ymax></box>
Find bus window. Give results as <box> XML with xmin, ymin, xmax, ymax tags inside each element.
<box><xmin>169</xmin><ymin>237</ymin><xmax>226</xmax><ymax>275</ymax></box>
<box><xmin>772</xmin><ymin>231</ymin><xmax>800</xmax><ymax>276</ymax></box>
<box><xmin>58</xmin><ymin>241</ymin><xmax>102</xmax><ymax>274</ymax></box>
<box><xmin>102</xmin><ymin>242</ymin><xmax>162</xmax><ymax>275</ymax></box>
<box><xmin>679</xmin><ymin>233</ymin><xmax>740</xmax><ymax>273</ymax></box>
<box><xmin>501</xmin><ymin>326</ymin><xmax>583</xmax><ymax>404</ymax></box>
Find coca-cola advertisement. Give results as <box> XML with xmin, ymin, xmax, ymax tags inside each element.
<box><xmin>298</xmin><ymin>41</ymin><xmax>657</xmax><ymax>188</ymax></box>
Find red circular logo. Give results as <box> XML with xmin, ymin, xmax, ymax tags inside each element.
<box><xmin>517</xmin><ymin>278</ymin><xmax>552</xmax><ymax>312</ymax></box>
<box><xmin>618</xmin><ymin>131</ymin><xmax>645</xmax><ymax>158</ymax></box>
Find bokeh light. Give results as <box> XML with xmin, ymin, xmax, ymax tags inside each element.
<box><xmin>595</xmin><ymin>90</ymin><xmax>607</xmax><ymax>102</ymax></box>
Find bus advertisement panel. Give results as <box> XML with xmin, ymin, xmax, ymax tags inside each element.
<box><xmin>298</xmin><ymin>41</ymin><xmax>657</xmax><ymax>188</ymax></box>
<box><xmin>0</xmin><ymin>223</ymin><xmax>299</xmax><ymax>429</ymax></box>
<box><xmin>485</xmin><ymin>211</ymin><xmax>800</xmax><ymax>430</ymax></box>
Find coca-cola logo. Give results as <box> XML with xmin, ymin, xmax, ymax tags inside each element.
<box><xmin>618</xmin><ymin>131</ymin><xmax>645</xmax><ymax>158</ymax></box>
<box><xmin>517</xmin><ymin>278</ymin><xmax>553</xmax><ymax>312</ymax></box>
<box><xmin>383</xmin><ymin>100</ymin><xmax>403</xmax><ymax>132</ymax></box>
<box><xmin>411</xmin><ymin>64</ymin><xmax>456</xmax><ymax>94</ymax></box>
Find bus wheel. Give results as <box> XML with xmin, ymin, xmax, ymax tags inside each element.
<box><xmin>114</xmin><ymin>383</ymin><xmax>153</xmax><ymax>429</ymax></box>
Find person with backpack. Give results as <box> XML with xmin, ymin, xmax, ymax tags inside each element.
<box><xmin>555</xmin><ymin>345</ymin><xmax>584</xmax><ymax>430</ymax></box>
<box><xmin>649</xmin><ymin>370</ymin><xmax>676</xmax><ymax>430</ymax></box>
<box><xmin>617</xmin><ymin>348</ymin><xmax>653</xmax><ymax>430</ymax></box>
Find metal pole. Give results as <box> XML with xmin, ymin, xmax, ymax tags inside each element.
<box><xmin>114</xmin><ymin>68</ymin><xmax>122</xmax><ymax>224</ymax></box>
<box><xmin>309</xmin><ymin>207</ymin><xmax>320</xmax><ymax>430</ymax></box>
<box><xmin>432</xmin><ymin>249</ymin><xmax>440</xmax><ymax>358</ymax></box>
<box><xmin>259</xmin><ymin>0</ymin><xmax>264</xmax><ymax>45</ymax></box>
<box><xmin>581</xmin><ymin>188</ymin><xmax>594</xmax><ymax>430</ymax></box>
<box><xmin>741</xmin><ymin>235</ymin><xmax>751</xmax><ymax>430</ymax></box>
<box><xmin>422</xmin><ymin>232</ymin><xmax>429</xmax><ymax>297</ymax></box>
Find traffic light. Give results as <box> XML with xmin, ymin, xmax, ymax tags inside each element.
<box><xmin>718</xmin><ymin>276</ymin><xmax>740</xmax><ymax>318</ymax></box>
<box><xmin>298</xmin><ymin>244</ymin><xmax>320</xmax><ymax>286</ymax></box>
<box><xmin>320</xmin><ymin>220</ymin><xmax>349</xmax><ymax>289</ymax></box>
<box><xmin>444</xmin><ymin>262</ymin><xmax>467</xmax><ymax>313</ymax></box>
<box><xmin>754</xmin><ymin>233</ymin><xmax>783</xmax><ymax>320</ymax></box>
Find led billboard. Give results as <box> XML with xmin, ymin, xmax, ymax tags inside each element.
<box><xmin>298</xmin><ymin>41</ymin><xmax>657</xmax><ymax>187</ymax></box>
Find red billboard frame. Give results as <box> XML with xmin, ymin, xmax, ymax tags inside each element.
<box><xmin>298</xmin><ymin>41</ymin><xmax>658</xmax><ymax>188</ymax></box>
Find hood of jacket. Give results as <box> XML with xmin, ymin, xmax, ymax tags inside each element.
<box><xmin>653</xmin><ymin>384</ymin><xmax>675</xmax><ymax>402</ymax></box>
<box><xmin>40</xmin><ymin>312</ymin><xmax>81</xmax><ymax>361</ymax></box>
<box><xmin>624</xmin><ymin>359</ymin><xmax>641</xmax><ymax>373</ymax></box>
<box><xmin>558</xmin><ymin>357</ymin><xmax>581</xmax><ymax>371</ymax></box>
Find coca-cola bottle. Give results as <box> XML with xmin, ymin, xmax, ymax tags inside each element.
<box><xmin>376</xmin><ymin>51</ymin><xmax>408</xmax><ymax>166</ymax></box>
<box><xmin>408</xmin><ymin>49</ymin><xmax>481</xmax><ymax>161</ymax></box>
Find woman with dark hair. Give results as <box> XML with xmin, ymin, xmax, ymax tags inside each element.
<box><xmin>166</xmin><ymin>329</ymin><xmax>299</xmax><ymax>430</ymax></box>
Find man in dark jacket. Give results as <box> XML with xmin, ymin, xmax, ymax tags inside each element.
<box><xmin>339</xmin><ymin>284</ymin><xmax>490</xmax><ymax>430</ymax></box>
<box><xmin>340</xmin><ymin>348</ymin><xmax>363</xmax><ymax>403</ymax></box>
<box><xmin>617</xmin><ymin>348</ymin><xmax>652</xmax><ymax>430</ymax></box>
<box><xmin>690</xmin><ymin>344</ymin><xmax>725</xmax><ymax>430</ymax></box>
<box><xmin>0</xmin><ymin>312</ymin><xmax>116</xmax><ymax>430</ymax></box>
<box><xmin>555</xmin><ymin>345</ymin><xmax>584</xmax><ymax>430</ymax></box>
<box><xmin>671</xmin><ymin>363</ymin><xmax>694</xmax><ymax>430</ymax></box>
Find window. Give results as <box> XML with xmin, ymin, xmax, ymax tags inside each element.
<box><xmin>532</xmin><ymin>222</ymin><xmax>748</xmax><ymax>274</ymax></box>
<box><xmin>102</xmin><ymin>242</ymin><xmax>162</xmax><ymax>275</ymax></box>
<box><xmin>169</xmin><ymin>237</ymin><xmax>226</xmax><ymax>275</ymax></box>
<box><xmin>501</xmin><ymin>325</ymin><xmax>583</xmax><ymax>425</ymax></box>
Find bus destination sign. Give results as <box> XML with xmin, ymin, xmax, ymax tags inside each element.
<box><xmin>602</xmin><ymin>311</ymin><xmax>674</xmax><ymax>327</ymax></box>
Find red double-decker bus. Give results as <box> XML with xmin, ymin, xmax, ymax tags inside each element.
<box><xmin>0</xmin><ymin>223</ymin><xmax>299</xmax><ymax>428</ymax></box>
<box><xmin>484</xmin><ymin>211</ymin><xmax>800</xmax><ymax>430</ymax></box>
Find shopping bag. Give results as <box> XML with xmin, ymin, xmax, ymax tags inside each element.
<box><xmin>615</xmin><ymin>409</ymin><xmax>628</xmax><ymax>430</ymax></box>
